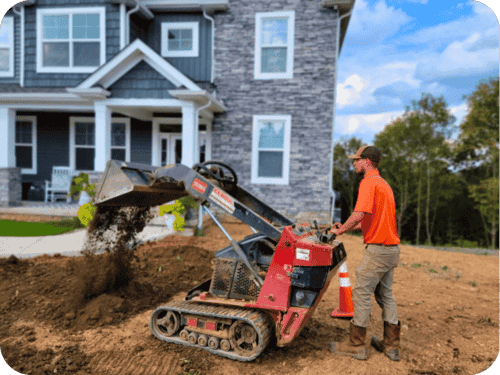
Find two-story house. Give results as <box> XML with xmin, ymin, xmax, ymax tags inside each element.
<box><xmin>0</xmin><ymin>0</ymin><xmax>354</xmax><ymax>223</ymax></box>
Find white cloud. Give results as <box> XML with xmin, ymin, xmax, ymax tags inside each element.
<box><xmin>449</xmin><ymin>103</ymin><xmax>469</xmax><ymax>126</ymax></box>
<box><xmin>415</xmin><ymin>30</ymin><xmax>499</xmax><ymax>81</ymax></box>
<box><xmin>336</xmin><ymin>111</ymin><xmax>403</xmax><ymax>137</ymax></box>
<box><xmin>348</xmin><ymin>118</ymin><xmax>360</xmax><ymax>133</ymax></box>
<box><xmin>337</xmin><ymin>74</ymin><xmax>365</xmax><ymax>106</ymax></box>
<box><xmin>346</xmin><ymin>0</ymin><xmax>412</xmax><ymax>46</ymax></box>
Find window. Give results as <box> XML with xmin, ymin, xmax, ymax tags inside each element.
<box><xmin>251</xmin><ymin>115</ymin><xmax>291</xmax><ymax>185</ymax></box>
<box><xmin>161</xmin><ymin>22</ymin><xmax>199</xmax><ymax>57</ymax></box>
<box><xmin>0</xmin><ymin>16</ymin><xmax>14</xmax><ymax>77</ymax></box>
<box><xmin>70</xmin><ymin>117</ymin><xmax>130</xmax><ymax>171</ymax></box>
<box><xmin>37</xmin><ymin>7</ymin><xmax>106</xmax><ymax>73</ymax></box>
<box><xmin>111</xmin><ymin>119</ymin><xmax>131</xmax><ymax>162</ymax></box>
<box><xmin>15</xmin><ymin>116</ymin><xmax>37</xmax><ymax>174</ymax></box>
<box><xmin>254</xmin><ymin>11</ymin><xmax>295</xmax><ymax>80</ymax></box>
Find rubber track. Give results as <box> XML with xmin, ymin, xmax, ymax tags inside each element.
<box><xmin>149</xmin><ymin>300</ymin><xmax>273</xmax><ymax>362</ymax></box>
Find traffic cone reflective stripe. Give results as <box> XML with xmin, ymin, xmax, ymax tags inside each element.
<box><xmin>331</xmin><ymin>262</ymin><xmax>354</xmax><ymax>318</ymax></box>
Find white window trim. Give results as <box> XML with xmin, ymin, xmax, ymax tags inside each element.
<box><xmin>254</xmin><ymin>11</ymin><xmax>295</xmax><ymax>80</ymax></box>
<box><xmin>0</xmin><ymin>16</ymin><xmax>14</xmax><ymax>77</ymax></box>
<box><xmin>15</xmin><ymin>116</ymin><xmax>37</xmax><ymax>174</ymax></box>
<box><xmin>36</xmin><ymin>7</ymin><xmax>106</xmax><ymax>74</ymax></box>
<box><xmin>251</xmin><ymin>114</ymin><xmax>291</xmax><ymax>185</ymax></box>
<box><xmin>70</xmin><ymin>117</ymin><xmax>130</xmax><ymax>172</ymax></box>
<box><xmin>111</xmin><ymin>118</ymin><xmax>131</xmax><ymax>162</ymax></box>
<box><xmin>161</xmin><ymin>21</ymin><xmax>199</xmax><ymax>58</ymax></box>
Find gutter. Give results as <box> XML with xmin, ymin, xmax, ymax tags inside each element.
<box><xmin>329</xmin><ymin>8</ymin><xmax>352</xmax><ymax>224</ymax></box>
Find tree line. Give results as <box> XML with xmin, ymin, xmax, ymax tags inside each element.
<box><xmin>333</xmin><ymin>77</ymin><xmax>499</xmax><ymax>249</ymax></box>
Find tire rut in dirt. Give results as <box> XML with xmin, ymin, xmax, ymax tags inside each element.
<box><xmin>89</xmin><ymin>351</ymin><xmax>183</xmax><ymax>375</ymax></box>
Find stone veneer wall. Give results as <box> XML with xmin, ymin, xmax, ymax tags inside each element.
<box><xmin>0</xmin><ymin>168</ymin><xmax>22</xmax><ymax>207</ymax></box>
<box><xmin>211</xmin><ymin>0</ymin><xmax>338</xmax><ymax>224</ymax></box>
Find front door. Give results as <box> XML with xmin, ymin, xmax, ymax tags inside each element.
<box><xmin>159</xmin><ymin>134</ymin><xmax>182</xmax><ymax>166</ymax></box>
<box><xmin>158</xmin><ymin>133</ymin><xmax>206</xmax><ymax>166</ymax></box>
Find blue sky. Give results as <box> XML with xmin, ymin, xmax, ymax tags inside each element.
<box><xmin>335</xmin><ymin>0</ymin><xmax>499</xmax><ymax>144</ymax></box>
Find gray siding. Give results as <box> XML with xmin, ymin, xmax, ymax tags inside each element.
<box><xmin>23</xmin><ymin>0</ymin><xmax>121</xmax><ymax>87</ymax></box>
<box><xmin>109</xmin><ymin>60</ymin><xmax>175</xmax><ymax>99</ymax></box>
<box><xmin>130</xmin><ymin>118</ymin><xmax>152</xmax><ymax>164</ymax></box>
<box><xmin>0</xmin><ymin>10</ymin><xmax>20</xmax><ymax>85</ymax></box>
<box><xmin>133</xmin><ymin>12</ymin><xmax>212</xmax><ymax>82</ymax></box>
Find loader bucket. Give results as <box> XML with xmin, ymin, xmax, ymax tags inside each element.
<box><xmin>94</xmin><ymin>160</ymin><xmax>188</xmax><ymax>207</ymax></box>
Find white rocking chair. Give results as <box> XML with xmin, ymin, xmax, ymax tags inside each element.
<box><xmin>45</xmin><ymin>166</ymin><xmax>75</xmax><ymax>203</ymax></box>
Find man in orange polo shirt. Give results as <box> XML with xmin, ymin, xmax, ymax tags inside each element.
<box><xmin>330</xmin><ymin>145</ymin><xmax>401</xmax><ymax>361</ymax></box>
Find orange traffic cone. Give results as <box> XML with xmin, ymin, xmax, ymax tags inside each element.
<box><xmin>331</xmin><ymin>262</ymin><xmax>354</xmax><ymax>318</ymax></box>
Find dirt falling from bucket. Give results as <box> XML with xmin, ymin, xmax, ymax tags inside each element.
<box><xmin>74</xmin><ymin>205</ymin><xmax>154</xmax><ymax>304</ymax></box>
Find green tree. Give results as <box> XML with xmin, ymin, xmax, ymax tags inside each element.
<box><xmin>332</xmin><ymin>137</ymin><xmax>364</xmax><ymax>216</ymax></box>
<box><xmin>455</xmin><ymin>78</ymin><xmax>499</xmax><ymax>248</ymax></box>
<box><xmin>406</xmin><ymin>94</ymin><xmax>455</xmax><ymax>245</ymax></box>
<box><xmin>469</xmin><ymin>178</ymin><xmax>499</xmax><ymax>249</ymax></box>
<box><xmin>455</xmin><ymin>78</ymin><xmax>499</xmax><ymax>178</ymax></box>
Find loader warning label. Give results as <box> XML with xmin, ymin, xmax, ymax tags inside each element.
<box><xmin>192</xmin><ymin>178</ymin><xmax>207</xmax><ymax>194</ymax></box>
<box><xmin>210</xmin><ymin>187</ymin><xmax>235</xmax><ymax>214</ymax></box>
<box><xmin>296</xmin><ymin>248</ymin><xmax>310</xmax><ymax>261</ymax></box>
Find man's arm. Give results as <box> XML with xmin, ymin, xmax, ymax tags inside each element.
<box><xmin>331</xmin><ymin>211</ymin><xmax>365</xmax><ymax>236</ymax></box>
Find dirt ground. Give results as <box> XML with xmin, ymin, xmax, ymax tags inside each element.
<box><xmin>0</xmin><ymin>217</ymin><xmax>498</xmax><ymax>375</ymax></box>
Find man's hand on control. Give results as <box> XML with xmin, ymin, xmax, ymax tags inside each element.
<box><xmin>330</xmin><ymin>222</ymin><xmax>342</xmax><ymax>235</ymax></box>
<box><xmin>330</xmin><ymin>212</ymin><xmax>365</xmax><ymax>236</ymax></box>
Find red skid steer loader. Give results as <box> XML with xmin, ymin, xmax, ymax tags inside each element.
<box><xmin>94</xmin><ymin>160</ymin><xmax>347</xmax><ymax>361</ymax></box>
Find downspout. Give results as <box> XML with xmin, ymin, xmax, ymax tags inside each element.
<box><xmin>126</xmin><ymin>3</ymin><xmax>141</xmax><ymax>46</ymax></box>
<box><xmin>202</xmin><ymin>9</ymin><xmax>215</xmax><ymax>83</ymax></box>
<box><xmin>120</xmin><ymin>4</ymin><xmax>126</xmax><ymax>49</ymax></box>
<box><xmin>12</xmin><ymin>5</ymin><xmax>24</xmax><ymax>87</ymax></box>
<box><xmin>329</xmin><ymin>8</ymin><xmax>352</xmax><ymax>224</ymax></box>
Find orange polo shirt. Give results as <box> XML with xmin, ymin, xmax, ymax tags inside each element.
<box><xmin>354</xmin><ymin>170</ymin><xmax>400</xmax><ymax>245</ymax></box>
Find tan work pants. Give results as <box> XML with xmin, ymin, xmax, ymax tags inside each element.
<box><xmin>351</xmin><ymin>244</ymin><xmax>400</xmax><ymax>328</ymax></box>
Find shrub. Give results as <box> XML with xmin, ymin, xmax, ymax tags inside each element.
<box><xmin>69</xmin><ymin>173</ymin><xmax>96</xmax><ymax>200</ymax></box>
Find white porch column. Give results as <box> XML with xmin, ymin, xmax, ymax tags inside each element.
<box><xmin>151</xmin><ymin>120</ymin><xmax>160</xmax><ymax>166</ymax></box>
<box><xmin>0</xmin><ymin>107</ymin><xmax>16</xmax><ymax>168</ymax></box>
<box><xmin>181</xmin><ymin>102</ymin><xmax>199</xmax><ymax>167</ymax></box>
<box><xmin>94</xmin><ymin>103</ymin><xmax>112</xmax><ymax>172</ymax></box>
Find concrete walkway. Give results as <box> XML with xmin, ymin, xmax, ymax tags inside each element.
<box><xmin>0</xmin><ymin>202</ymin><xmax>193</xmax><ymax>259</ymax></box>
<box><xmin>0</xmin><ymin>225</ymin><xmax>193</xmax><ymax>259</ymax></box>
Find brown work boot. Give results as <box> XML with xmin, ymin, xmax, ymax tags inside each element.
<box><xmin>330</xmin><ymin>322</ymin><xmax>370</xmax><ymax>360</ymax></box>
<box><xmin>371</xmin><ymin>320</ymin><xmax>400</xmax><ymax>361</ymax></box>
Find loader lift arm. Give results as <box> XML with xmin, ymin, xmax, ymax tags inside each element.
<box><xmin>94</xmin><ymin>160</ymin><xmax>293</xmax><ymax>242</ymax></box>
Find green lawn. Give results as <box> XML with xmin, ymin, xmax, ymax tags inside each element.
<box><xmin>0</xmin><ymin>217</ymin><xmax>84</xmax><ymax>237</ymax></box>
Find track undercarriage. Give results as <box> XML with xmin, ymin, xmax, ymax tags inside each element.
<box><xmin>150</xmin><ymin>301</ymin><xmax>273</xmax><ymax>361</ymax></box>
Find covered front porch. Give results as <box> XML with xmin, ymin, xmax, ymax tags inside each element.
<box><xmin>0</xmin><ymin>92</ymin><xmax>224</xmax><ymax>205</ymax></box>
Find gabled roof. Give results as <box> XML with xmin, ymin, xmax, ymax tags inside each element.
<box><xmin>78</xmin><ymin>38</ymin><xmax>201</xmax><ymax>91</ymax></box>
